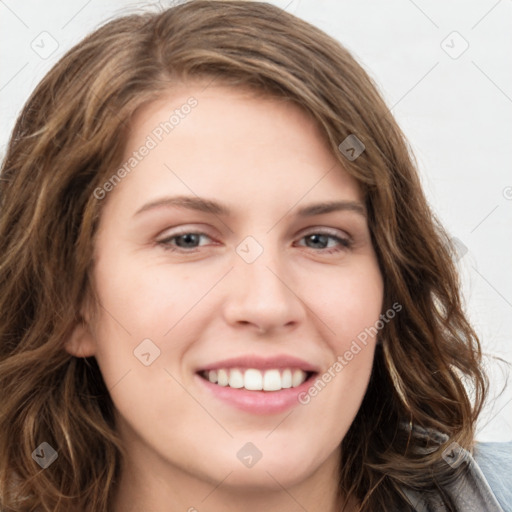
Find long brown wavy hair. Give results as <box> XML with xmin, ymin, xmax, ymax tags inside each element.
<box><xmin>0</xmin><ymin>1</ymin><xmax>488</xmax><ymax>510</ymax></box>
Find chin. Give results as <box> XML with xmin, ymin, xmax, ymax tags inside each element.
<box><xmin>212</xmin><ymin>462</ymin><xmax>313</xmax><ymax>491</ymax></box>
<box><xmin>198</xmin><ymin>442</ymin><xmax>330</xmax><ymax>490</ymax></box>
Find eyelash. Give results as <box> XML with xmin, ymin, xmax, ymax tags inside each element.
<box><xmin>156</xmin><ymin>229</ymin><xmax>353</xmax><ymax>255</ymax></box>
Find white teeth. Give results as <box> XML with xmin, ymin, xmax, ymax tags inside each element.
<box><xmin>263</xmin><ymin>369</ymin><xmax>281</xmax><ymax>391</ymax></box>
<box><xmin>292</xmin><ymin>369</ymin><xmax>305</xmax><ymax>387</ymax></box>
<box><xmin>244</xmin><ymin>369</ymin><xmax>263</xmax><ymax>390</ymax></box>
<box><xmin>203</xmin><ymin>368</ymin><xmax>309</xmax><ymax>391</ymax></box>
<box><xmin>281</xmin><ymin>369</ymin><xmax>292</xmax><ymax>388</ymax></box>
<box><xmin>228</xmin><ymin>369</ymin><xmax>244</xmax><ymax>389</ymax></box>
<box><xmin>217</xmin><ymin>369</ymin><xmax>229</xmax><ymax>386</ymax></box>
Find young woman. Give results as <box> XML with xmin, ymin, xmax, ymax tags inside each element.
<box><xmin>0</xmin><ymin>1</ymin><xmax>510</xmax><ymax>511</ymax></box>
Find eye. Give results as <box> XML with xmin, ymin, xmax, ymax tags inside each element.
<box><xmin>295</xmin><ymin>230</ymin><xmax>353</xmax><ymax>254</ymax></box>
<box><xmin>157</xmin><ymin>230</ymin><xmax>213</xmax><ymax>252</ymax></box>
<box><xmin>157</xmin><ymin>228</ymin><xmax>352</xmax><ymax>254</ymax></box>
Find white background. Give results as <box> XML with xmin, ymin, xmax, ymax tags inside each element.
<box><xmin>1</xmin><ymin>0</ymin><xmax>511</xmax><ymax>441</ymax></box>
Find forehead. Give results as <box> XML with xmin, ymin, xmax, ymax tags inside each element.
<box><xmin>103</xmin><ymin>83</ymin><xmax>363</xmax><ymax>218</ymax></box>
<box><xmin>126</xmin><ymin>82</ymin><xmax>319</xmax><ymax>146</ymax></box>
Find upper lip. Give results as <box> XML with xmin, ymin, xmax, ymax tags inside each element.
<box><xmin>196</xmin><ymin>354</ymin><xmax>321</xmax><ymax>373</ymax></box>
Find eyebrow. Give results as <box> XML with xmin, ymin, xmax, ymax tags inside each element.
<box><xmin>133</xmin><ymin>195</ymin><xmax>367</xmax><ymax>218</ymax></box>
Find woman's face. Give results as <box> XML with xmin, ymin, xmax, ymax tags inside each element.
<box><xmin>68</xmin><ymin>84</ymin><xmax>383</xmax><ymax>503</ymax></box>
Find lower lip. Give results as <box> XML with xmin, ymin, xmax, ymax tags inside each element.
<box><xmin>195</xmin><ymin>373</ymin><xmax>316</xmax><ymax>414</ymax></box>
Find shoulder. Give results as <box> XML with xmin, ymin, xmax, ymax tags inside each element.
<box><xmin>473</xmin><ymin>441</ymin><xmax>512</xmax><ymax>512</ymax></box>
<box><xmin>398</xmin><ymin>424</ymin><xmax>511</xmax><ymax>511</ymax></box>
<box><xmin>398</xmin><ymin>425</ymin><xmax>512</xmax><ymax>511</ymax></box>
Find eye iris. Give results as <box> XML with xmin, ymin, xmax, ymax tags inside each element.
<box><xmin>308</xmin><ymin>234</ymin><xmax>328</xmax><ymax>248</ymax></box>
<box><xmin>176</xmin><ymin>233</ymin><xmax>200</xmax><ymax>248</ymax></box>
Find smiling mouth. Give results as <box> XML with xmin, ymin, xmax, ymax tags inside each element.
<box><xmin>198</xmin><ymin>368</ymin><xmax>316</xmax><ymax>392</ymax></box>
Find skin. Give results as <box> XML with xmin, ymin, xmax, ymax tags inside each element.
<box><xmin>66</xmin><ymin>83</ymin><xmax>384</xmax><ymax>512</ymax></box>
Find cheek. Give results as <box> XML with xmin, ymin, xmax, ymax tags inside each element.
<box><xmin>88</xmin><ymin>258</ymin><xmax>199</xmax><ymax>424</ymax></box>
<box><xmin>302</xmin><ymin>257</ymin><xmax>383</xmax><ymax>406</ymax></box>
<box><xmin>92</xmin><ymin>250</ymin><xmax>199</xmax><ymax>337</ymax></box>
<box><xmin>307</xmin><ymin>256</ymin><xmax>384</xmax><ymax>346</ymax></box>
<box><xmin>89</xmin><ymin>252</ymin><xmax>216</xmax><ymax>391</ymax></box>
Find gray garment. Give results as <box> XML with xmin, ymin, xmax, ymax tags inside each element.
<box><xmin>401</xmin><ymin>425</ymin><xmax>512</xmax><ymax>511</ymax></box>
<box><xmin>474</xmin><ymin>442</ymin><xmax>512</xmax><ymax>512</ymax></box>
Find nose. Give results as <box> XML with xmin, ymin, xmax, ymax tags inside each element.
<box><xmin>221</xmin><ymin>242</ymin><xmax>305</xmax><ymax>335</ymax></box>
